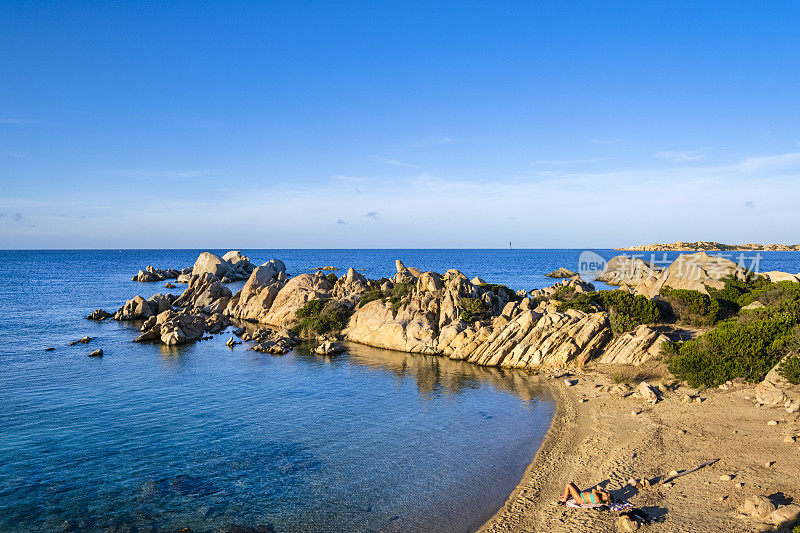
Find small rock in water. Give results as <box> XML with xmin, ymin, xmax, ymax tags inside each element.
<box><xmin>165</xmin><ymin>282</ymin><xmax>176</xmax><ymax>289</ymax></box>
<box><xmin>88</xmin><ymin>349</ymin><xmax>103</xmax><ymax>357</ymax></box>
<box><xmin>45</xmin><ymin>347</ymin><xmax>55</xmax><ymax>352</ymax></box>
<box><xmin>225</xmin><ymin>337</ymin><xmax>240</xmax><ymax>348</ymax></box>
<box><xmin>70</xmin><ymin>336</ymin><xmax>93</xmax><ymax>346</ymax></box>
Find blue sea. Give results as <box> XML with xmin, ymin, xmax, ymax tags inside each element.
<box><xmin>2</xmin><ymin>249</ymin><xmax>799</xmax><ymax>533</ymax></box>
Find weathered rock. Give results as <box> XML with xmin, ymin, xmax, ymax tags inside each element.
<box><xmin>70</xmin><ymin>336</ymin><xmax>93</xmax><ymax>345</ymax></box>
<box><xmin>132</xmin><ymin>266</ymin><xmax>182</xmax><ymax>282</ymax></box>
<box><xmin>224</xmin><ymin>263</ymin><xmax>286</xmax><ymax>322</ymax></box>
<box><xmin>257</xmin><ymin>273</ymin><xmax>334</xmax><ymax>329</ymax></box>
<box><xmin>597</xmin><ymin>256</ymin><xmax>663</xmax><ymax>286</ymax></box>
<box><xmin>192</xmin><ymin>252</ymin><xmax>229</xmax><ymax>279</ymax></box>
<box><xmin>114</xmin><ymin>295</ymin><xmax>154</xmax><ymax>321</ymax></box>
<box><xmin>86</xmin><ymin>309</ymin><xmax>113</xmax><ymax>321</ymax></box>
<box><xmin>770</xmin><ymin>504</ymin><xmax>800</xmax><ymax>526</ymax></box>
<box><xmin>639</xmin><ymin>252</ymin><xmax>749</xmax><ymax>297</ymax></box>
<box><xmin>739</xmin><ymin>496</ymin><xmax>776</xmax><ymax>520</ymax></box>
<box><xmin>741</xmin><ymin>301</ymin><xmax>766</xmax><ymax>311</ymax></box>
<box><xmin>762</xmin><ymin>271</ymin><xmax>800</xmax><ymax>283</ymax></box>
<box><xmin>638</xmin><ymin>381</ymin><xmax>659</xmax><ymax>404</ymax></box>
<box><xmin>88</xmin><ymin>349</ymin><xmax>103</xmax><ymax>357</ymax></box>
<box><xmin>315</xmin><ymin>341</ymin><xmax>345</xmax><ymax>355</ymax></box>
<box><xmin>756</xmin><ymin>355</ymin><xmax>800</xmax><ymax>407</ymax></box>
<box><xmin>165</xmin><ymin>282</ymin><xmax>176</xmax><ymax>289</ymax></box>
<box><xmin>597</xmin><ymin>325</ymin><xmax>670</xmax><ymax>365</ymax></box>
<box><xmin>160</xmin><ymin>314</ymin><xmax>205</xmax><ymax>345</ymax></box>
<box><xmin>173</xmin><ymin>273</ymin><xmax>232</xmax><ymax>310</ymax></box>
<box><xmin>529</xmin><ymin>277</ymin><xmax>595</xmax><ymax>300</ymax></box>
<box><xmin>545</xmin><ymin>267</ymin><xmax>578</xmax><ymax>278</ymax></box>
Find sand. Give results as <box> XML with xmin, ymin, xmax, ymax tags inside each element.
<box><xmin>479</xmin><ymin>367</ymin><xmax>800</xmax><ymax>532</ymax></box>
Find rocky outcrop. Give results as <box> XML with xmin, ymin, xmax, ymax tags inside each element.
<box><xmin>529</xmin><ymin>276</ymin><xmax>594</xmax><ymax>300</ymax></box>
<box><xmin>113</xmin><ymin>294</ymin><xmax>177</xmax><ymax>321</ymax></box>
<box><xmin>596</xmin><ymin>256</ymin><xmax>662</xmax><ymax>286</ymax></box>
<box><xmin>596</xmin><ymin>325</ymin><xmax>670</xmax><ymax>365</ymax></box>
<box><xmin>224</xmin><ymin>262</ymin><xmax>287</xmax><ymax>322</ymax></box>
<box><xmin>617</xmin><ymin>241</ymin><xmax>800</xmax><ymax>252</ymax></box>
<box><xmin>755</xmin><ymin>355</ymin><xmax>800</xmax><ymax>412</ymax></box>
<box><xmin>242</xmin><ymin>327</ymin><xmax>298</xmax><ymax>355</ymax></box>
<box><xmin>545</xmin><ymin>267</ymin><xmax>578</xmax><ymax>278</ymax></box>
<box><xmin>132</xmin><ymin>266</ymin><xmax>189</xmax><ymax>282</ymax></box>
<box><xmin>134</xmin><ymin>308</ymin><xmax>230</xmax><ymax>345</ymax></box>
<box><xmin>761</xmin><ymin>271</ymin><xmax>800</xmax><ymax>283</ymax></box>
<box><xmin>86</xmin><ymin>309</ymin><xmax>113</xmax><ymax>321</ymax></box>
<box><xmin>173</xmin><ymin>273</ymin><xmax>232</xmax><ymax>312</ymax></box>
<box><xmin>315</xmin><ymin>341</ymin><xmax>345</xmax><ymax>355</ymax></box>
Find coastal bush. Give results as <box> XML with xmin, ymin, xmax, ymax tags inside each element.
<box><xmin>551</xmin><ymin>284</ymin><xmax>577</xmax><ymax>302</ymax></box>
<box><xmin>778</xmin><ymin>355</ymin><xmax>800</xmax><ymax>385</ymax></box>
<box><xmin>460</xmin><ymin>297</ymin><xmax>489</xmax><ymax>323</ymax></box>
<box><xmin>478</xmin><ymin>283</ymin><xmax>522</xmax><ymax>302</ymax></box>
<box><xmin>658</xmin><ymin>287</ymin><xmax>725</xmax><ymax>326</ymax></box>
<box><xmin>356</xmin><ymin>279</ymin><xmax>417</xmax><ymax>311</ymax></box>
<box><xmin>557</xmin><ymin>290</ymin><xmax>661</xmax><ymax>334</ymax></box>
<box><xmin>292</xmin><ymin>299</ymin><xmax>352</xmax><ymax>337</ymax></box>
<box><xmin>666</xmin><ymin>313</ymin><xmax>800</xmax><ymax>388</ymax></box>
<box><xmin>326</xmin><ymin>272</ymin><xmax>337</xmax><ymax>283</ymax></box>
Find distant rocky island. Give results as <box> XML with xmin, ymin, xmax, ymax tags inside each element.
<box><xmin>616</xmin><ymin>241</ymin><xmax>800</xmax><ymax>251</ymax></box>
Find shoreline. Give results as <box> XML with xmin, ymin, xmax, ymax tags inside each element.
<box><xmin>479</xmin><ymin>367</ymin><xmax>800</xmax><ymax>532</ymax></box>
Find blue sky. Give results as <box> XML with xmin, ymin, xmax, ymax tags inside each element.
<box><xmin>2</xmin><ymin>1</ymin><xmax>800</xmax><ymax>248</ymax></box>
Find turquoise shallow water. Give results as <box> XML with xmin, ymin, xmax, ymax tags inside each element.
<box><xmin>1</xmin><ymin>249</ymin><xmax>799</xmax><ymax>532</ymax></box>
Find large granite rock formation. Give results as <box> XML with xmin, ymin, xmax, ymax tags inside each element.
<box><xmin>596</xmin><ymin>325</ymin><xmax>670</xmax><ymax>365</ymax></box>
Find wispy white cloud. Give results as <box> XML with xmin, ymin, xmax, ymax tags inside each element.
<box><xmin>655</xmin><ymin>150</ymin><xmax>708</xmax><ymax>162</ymax></box>
<box><xmin>366</xmin><ymin>156</ymin><xmax>421</xmax><ymax>169</ymax></box>
<box><xmin>533</xmin><ymin>157</ymin><xmax>614</xmax><ymax>166</ymax></box>
<box><xmin>330</xmin><ymin>174</ymin><xmax>368</xmax><ymax>182</ymax></box>
<box><xmin>731</xmin><ymin>152</ymin><xmax>800</xmax><ymax>172</ymax></box>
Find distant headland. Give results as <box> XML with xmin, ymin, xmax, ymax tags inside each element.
<box><xmin>616</xmin><ymin>241</ymin><xmax>800</xmax><ymax>252</ymax></box>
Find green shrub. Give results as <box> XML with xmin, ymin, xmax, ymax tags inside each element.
<box><xmin>292</xmin><ymin>299</ymin><xmax>352</xmax><ymax>337</ymax></box>
<box><xmin>778</xmin><ymin>355</ymin><xmax>800</xmax><ymax>385</ymax></box>
<box><xmin>460</xmin><ymin>297</ymin><xmax>489</xmax><ymax>323</ymax></box>
<box><xmin>551</xmin><ymin>284</ymin><xmax>577</xmax><ymax>302</ymax></box>
<box><xmin>557</xmin><ymin>290</ymin><xmax>661</xmax><ymax>334</ymax></box>
<box><xmin>659</xmin><ymin>287</ymin><xmax>725</xmax><ymax>326</ymax></box>
<box><xmin>356</xmin><ymin>279</ymin><xmax>417</xmax><ymax>312</ymax></box>
<box><xmin>358</xmin><ymin>288</ymin><xmax>384</xmax><ymax>308</ymax></box>
<box><xmin>478</xmin><ymin>283</ymin><xmax>522</xmax><ymax>302</ymax></box>
<box><xmin>667</xmin><ymin>313</ymin><xmax>800</xmax><ymax>388</ymax></box>
<box><xmin>326</xmin><ymin>272</ymin><xmax>338</xmax><ymax>283</ymax></box>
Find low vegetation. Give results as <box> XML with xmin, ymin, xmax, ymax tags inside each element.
<box><xmin>292</xmin><ymin>299</ymin><xmax>352</xmax><ymax>338</ymax></box>
<box><xmin>325</xmin><ymin>272</ymin><xmax>337</xmax><ymax>283</ymax></box>
<box><xmin>556</xmin><ymin>290</ymin><xmax>661</xmax><ymax>334</ymax></box>
<box><xmin>459</xmin><ymin>297</ymin><xmax>489</xmax><ymax>323</ymax></box>
<box><xmin>658</xmin><ymin>286</ymin><xmax>727</xmax><ymax>326</ymax></box>
<box><xmin>357</xmin><ymin>279</ymin><xmax>417</xmax><ymax>312</ymax></box>
<box><xmin>478</xmin><ymin>283</ymin><xmax>521</xmax><ymax>302</ymax></box>
<box><xmin>778</xmin><ymin>355</ymin><xmax>800</xmax><ymax>385</ymax></box>
<box><xmin>665</xmin><ymin>278</ymin><xmax>800</xmax><ymax>388</ymax></box>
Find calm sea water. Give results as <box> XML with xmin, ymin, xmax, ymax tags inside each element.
<box><xmin>1</xmin><ymin>249</ymin><xmax>799</xmax><ymax>532</ymax></box>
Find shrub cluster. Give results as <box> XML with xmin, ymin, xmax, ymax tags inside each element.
<box><xmin>292</xmin><ymin>299</ymin><xmax>353</xmax><ymax>338</ymax></box>
<box><xmin>459</xmin><ymin>297</ymin><xmax>489</xmax><ymax>323</ymax></box>
<box><xmin>325</xmin><ymin>272</ymin><xmax>337</xmax><ymax>283</ymax></box>
<box><xmin>478</xmin><ymin>283</ymin><xmax>521</xmax><ymax>302</ymax></box>
<box><xmin>665</xmin><ymin>278</ymin><xmax>800</xmax><ymax>388</ymax></box>
<box><xmin>557</xmin><ymin>290</ymin><xmax>661</xmax><ymax>334</ymax></box>
<box><xmin>778</xmin><ymin>355</ymin><xmax>800</xmax><ymax>385</ymax></box>
<box><xmin>357</xmin><ymin>279</ymin><xmax>417</xmax><ymax>312</ymax></box>
<box><xmin>658</xmin><ymin>287</ymin><xmax>726</xmax><ymax>326</ymax></box>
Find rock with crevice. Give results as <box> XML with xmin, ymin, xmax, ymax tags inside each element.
<box><xmin>596</xmin><ymin>325</ymin><xmax>670</xmax><ymax>365</ymax></box>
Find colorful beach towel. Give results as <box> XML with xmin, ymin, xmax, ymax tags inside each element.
<box><xmin>564</xmin><ymin>498</ymin><xmax>634</xmax><ymax>512</ymax></box>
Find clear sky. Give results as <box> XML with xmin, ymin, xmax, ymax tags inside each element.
<box><xmin>1</xmin><ymin>1</ymin><xmax>800</xmax><ymax>249</ymax></box>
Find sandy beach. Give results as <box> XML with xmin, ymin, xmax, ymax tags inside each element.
<box><xmin>481</xmin><ymin>366</ymin><xmax>800</xmax><ymax>532</ymax></box>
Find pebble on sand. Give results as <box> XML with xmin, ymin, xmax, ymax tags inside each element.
<box><xmin>767</xmin><ymin>420</ymin><xmax>779</xmax><ymax>426</ymax></box>
<box><xmin>720</xmin><ymin>474</ymin><xmax>733</xmax><ymax>481</ymax></box>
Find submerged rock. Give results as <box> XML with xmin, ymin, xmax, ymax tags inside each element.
<box><xmin>88</xmin><ymin>349</ymin><xmax>103</xmax><ymax>357</ymax></box>
<box><xmin>315</xmin><ymin>341</ymin><xmax>345</xmax><ymax>355</ymax></box>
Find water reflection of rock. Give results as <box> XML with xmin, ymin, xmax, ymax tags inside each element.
<box><xmin>341</xmin><ymin>342</ymin><xmax>543</xmax><ymax>402</ymax></box>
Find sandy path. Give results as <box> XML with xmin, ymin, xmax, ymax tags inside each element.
<box><xmin>480</xmin><ymin>369</ymin><xmax>800</xmax><ymax>532</ymax></box>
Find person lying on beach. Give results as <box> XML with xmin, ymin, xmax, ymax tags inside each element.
<box><xmin>558</xmin><ymin>482</ymin><xmax>614</xmax><ymax>505</ymax></box>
